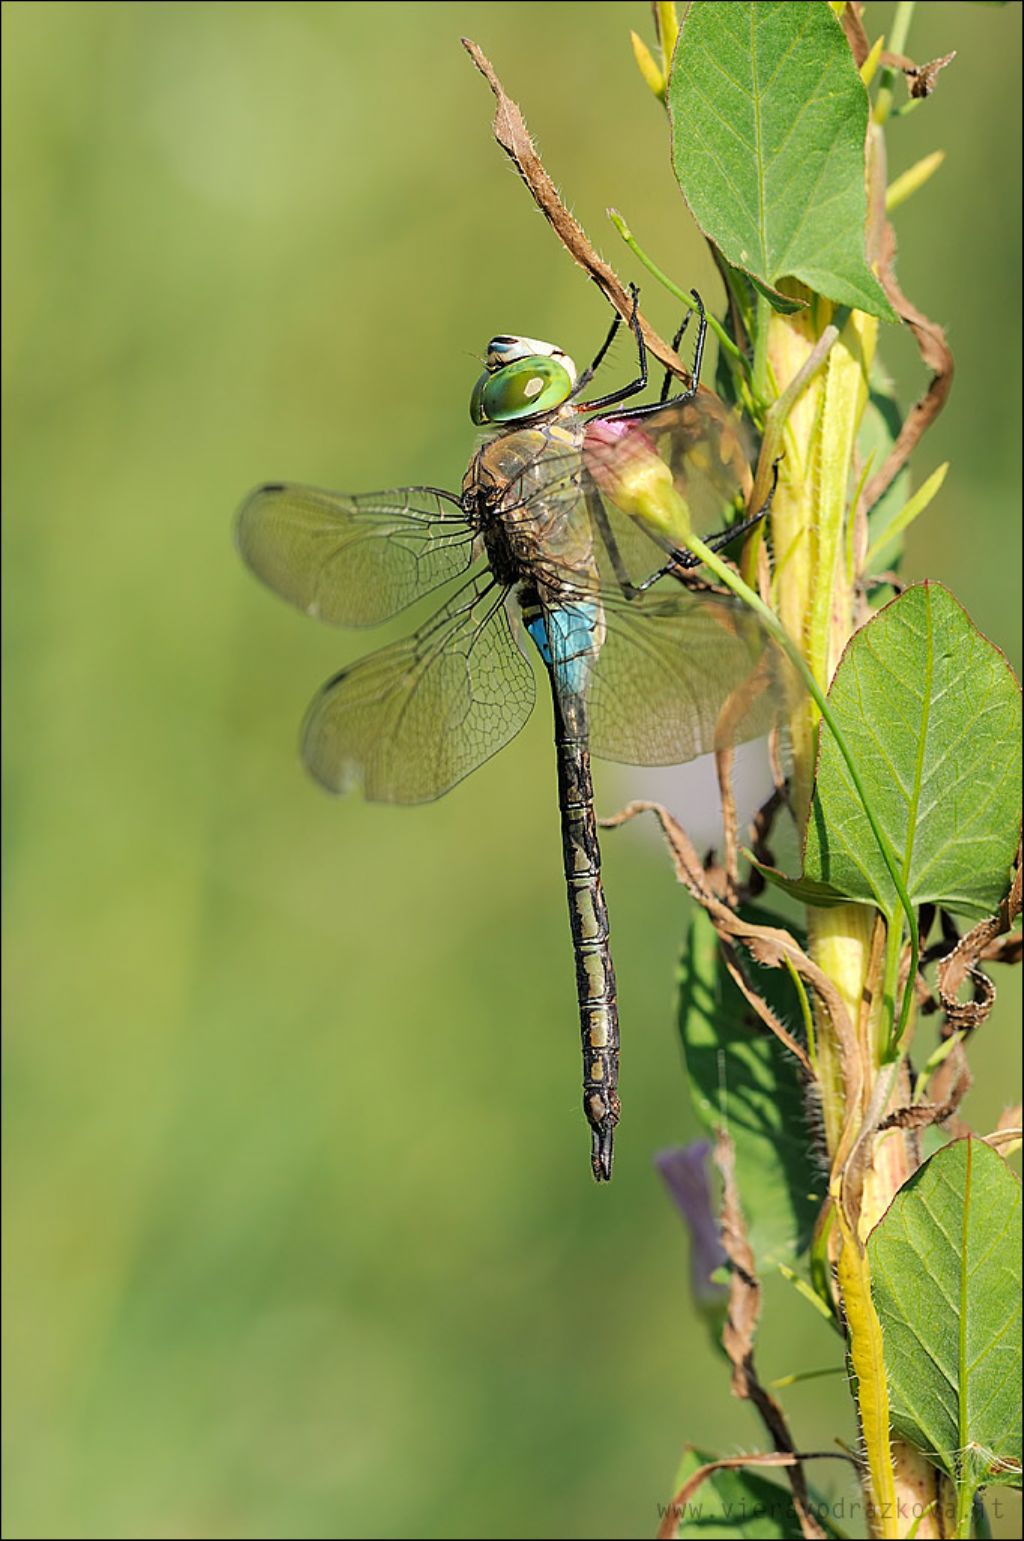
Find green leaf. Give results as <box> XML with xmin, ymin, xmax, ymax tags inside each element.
<box><xmin>678</xmin><ymin>908</ymin><xmax>822</xmax><ymax>1269</ymax></box>
<box><xmin>667</xmin><ymin>1448</ymin><xmax>807</xmax><ymax>1538</ymax></box>
<box><xmin>748</xmin><ymin>273</ymin><xmax>809</xmax><ymax>316</ymax></box>
<box><xmin>868</xmin><ymin>1138</ymin><xmax>1023</xmax><ymax>1502</ymax></box>
<box><xmin>746</xmin><ymin>856</ymin><xmax>849</xmax><ymax>909</ymax></box>
<box><xmin>668</xmin><ymin>1</ymin><xmax>896</xmax><ymax>320</ymax></box>
<box><xmin>802</xmin><ymin>582</ymin><xmax>1022</xmax><ymax>920</ymax></box>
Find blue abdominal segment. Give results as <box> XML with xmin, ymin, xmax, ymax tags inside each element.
<box><xmin>525</xmin><ymin>602</ymin><xmax>600</xmax><ymax>697</ymax></box>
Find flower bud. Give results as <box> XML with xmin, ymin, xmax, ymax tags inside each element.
<box><xmin>584</xmin><ymin>418</ymin><xmax>693</xmax><ymax>545</ymax></box>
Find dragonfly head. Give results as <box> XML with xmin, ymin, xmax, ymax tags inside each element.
<box><xmin>470</xmin><ymin>336</ymin><xmax>577</xmax><ymax>426</ymax></box>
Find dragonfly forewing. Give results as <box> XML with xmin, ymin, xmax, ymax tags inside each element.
<box><xmin>236</xmin><ymin>482</ymin><xmax>475</xmax><ymax>626</ymax></box>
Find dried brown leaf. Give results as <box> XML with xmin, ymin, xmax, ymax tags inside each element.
<box><xmin>860</xmin><ymin>217</ymin><xmax>954</xmax><ymax>514</ymax></box>
<box><xmin>840</xmin><ymin>2</ymin><xmax>871</xmax><ymax>68</ymax></box>
<box><xmin>601</xmin><ymin>800</ymin><xmax>859</xmax><ymax>1093</ymax></box>
<box><xmin>878</xmin><ymin>1071</ymin><xmax>971</xmax><ymax>1136</ymax></box>
<box><xmin>655</xmin><ymin>1450</ymin><xmax>851</xmax><ymax>1541</ymax></box>
<box><xmin>906</xmin><ymin>51</ymin><xmax>957</xmax><ymax>100</ymax></box>
<box><xmin>874</xmin><ymin>50</ymin><xmax>956</xmax><ymax>98</ymax></box>
<box><xmin>937</xmin><ymin>864</ymin><xmax>1021</xmax><ymax>1029</ymax></box>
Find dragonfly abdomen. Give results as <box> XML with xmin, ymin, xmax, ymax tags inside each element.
<box><xmin>554</xmin><ymin>728</ymin><xmax>620</xmax><ymax>1183</ymax></box>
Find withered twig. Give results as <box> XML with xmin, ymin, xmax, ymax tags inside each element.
<box><xmin>655</xmin><ymin>1449</ymin><xmax>853</xmax><ymax>1541</ymax></box>
<box><xmin>891</xmin><ymin>51</ymin><xmax>957</xmax><ymax>100</ymax></box>
<box><xmin>601</xmin><ymin>800</ymin><xmax>859</xmax><ymax>1090</ymax></box>
<box><xmin>859</xmin><ymin>218</ymin><xmax>953</xmax><ymax>516</ymax></box>
<box><xmin>937</xmin><ymin>863</ymin><xmax>1021</xmax><ymax>1029</ymax></box>
<box><xmin>715</xmin><ymin>1133</ymin><xmax>828</xmax><ymax>1541</ymax></box>
<box><xmin>462</xmin><ymin>38</ymin><xmax>709</xmax><ymax>390</ymax></box>
<box><xmin>840</xmin><ymin>2</ymin><xmax>871</xmax><ymax>68</ymax></box>
<box><xmin>715</xmin><ymin>745</ymin><xmax>740</xmax><ymax>902</ymax></box>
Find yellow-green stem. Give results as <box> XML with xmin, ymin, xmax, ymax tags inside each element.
<box><xmin>764</xmin><ymin>304</ymin><xmax>821</xmax><ymax>823</ymax></box>
<box><xmin>808</xmin><ymin>313</ymin><xmax>877</xmax><ymax>685</ymax></box>
<box><xmin>751</xmin><ymin>291</ymin><xmax>773</xmax><ymax>405</ymax></box>
<box><xmin>607</xmin><ymin>210</ymin><xmax>747</xmax><ymax>370</ymax></box>
<box><xmin>808</xmin><ymin>903</ymin><xmax>876</xmax><ymax>1151</ymax></box>
<box><xmin>682</xmin><ymin>529</ymin><xmax>919</xmax><ymax>1051</ymax></box>
<box><xmin>874</xmin><ymin>1</ymin><xmax>916</xmax><ymax>125</ymax></box>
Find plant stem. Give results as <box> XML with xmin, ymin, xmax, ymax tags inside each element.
<box><xmin>874</xmin><ymin>1</ymin><xmax>916</xmax><ymax>125</ymax></box>
<box><xmin>607</xmin><ymin>209</ymin><xmax>748</xmax><ymax>370</ymax></box>
<box><xmin>682</xmin><ymin>531</ymin><xmax>919</xmax><ymax>1048</ymax></box>
<box><xmin>783</xmin><ymin>955</ymin><xmax>816</xmax><ymax>1067</ymax></box>
<box><xmin>752</xmin><ymin>322</ymin><xmax>840</xmax><ymax>517</ymax></box>
<box><xmin>751</xmin><ymin>290</ymin><xmax>773</xmax><ymax>404</ymax></box>
<box><xmin>955</xmin><ymin>1480</ymin><xmax>976</xmax><ymax>1540</ymax></box>
<box><xmin>878</xmin><ymin>918</ymin><xmax>904</xmax><ymax>1063</ymax></box>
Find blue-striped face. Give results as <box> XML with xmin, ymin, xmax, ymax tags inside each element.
<box><xmin>471</xmin><ymin>335</ymin><xmax>577</xmax><ymax>426</ymax></box>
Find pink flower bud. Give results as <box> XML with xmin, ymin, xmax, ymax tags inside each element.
<box><xmin>584</xmin><ymin>418</ymin><xmax>691</xmax><ymax>543</ymax></box>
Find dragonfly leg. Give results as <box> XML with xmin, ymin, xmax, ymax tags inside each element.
<box><xmin>584</xmin><ymin>471</ymin><xmax>771</xmax><ymax>602</ymax></box>
<box><xmin>571</xmin><ymin>307</ymin><xmax>625</xmax><ymax>398</ymax></box>
<box><xmin>659</xmin><ymin>308</ymin><xmax>693</xmax><ymax>404</ymax></box>
<box><xmin>573</xmin><ymin>284</ymin><xmax>650</xmax><ymax>413</ymax></box>
<box><xmin>595</xmin><ymin>290</ymin><xmax>707</xmax><ymax>424</ymax></box>
<box><xmin>583</xmin><ymin>480</ymin><xmax>649</xmax><ymax>601</ymax></box>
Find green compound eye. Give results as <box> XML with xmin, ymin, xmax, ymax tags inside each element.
<box><xmin>470</xmin><ymin>355</ymin><xmax>574</xmax><ymax>425</ymax></box>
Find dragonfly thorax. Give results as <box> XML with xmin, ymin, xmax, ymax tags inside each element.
<box><xmin>471</xmin><ymin>336</ymin><xmax>577</xmax><ymax>428</ymax></box>
<box><xmin>467</xmin><ymin>414</ymin><xmax>593</xmax><ymax>595</ymax></box>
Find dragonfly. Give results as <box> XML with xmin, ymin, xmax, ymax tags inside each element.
<box><xmin>236</xmin><ymin>292</ymin><xmax>783</xmax><ymax>1181</ymax></box>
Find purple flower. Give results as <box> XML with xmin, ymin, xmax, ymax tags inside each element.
<box><xmin>655</xmin><ymin>1141</ymin><xmax>728</xmax><ymax>1309</ymax></box>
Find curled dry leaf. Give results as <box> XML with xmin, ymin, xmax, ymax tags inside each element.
<box><xmin>655</xmin><ymin>1451</ymin><xmax>851</xmax><ymax>1541</ymax></box>
<box><xmin>834</xmin><ymin>1059</ymin><xmax>904</xmax><ymax>1232</ymax></box>
<box><xmin>984</xmin><ymin>1106</ymin><xmax>1023</xmax><ymax>1157</ymax></box>
<box><xmin>926</xmin><ymin>1040</ymin><xmax>974</xmax><ymax>1141</ymax></box>
<box><xmin>840</xmin><ymin>0</ymin><xmax>871</xmax><ymax>69</ymax></box>
<box><xmin>981</xmin><ymin>931</ymin><xmax>1022</xmax><ymax>969</ymax></box>
<box><xmin>461</xmin><ymin>39</ymin><xmax>687</xmax><ymax>374</ymax></box>
<box><xmin>937</xmin><ymin>861</ymin><xmax>1021</xmax><ymax>1029</ymax></box>
<box><xmin>843</xmin><ymin>23</ymin><xmax>955</xmax><ymax>518</ymax></box>
<box><xmin>939</xmin><ymin>963</ymin><xmax>996</xmax><ymax>1032</ymax></box>
<box><xmin>877</xmin><ymin>1069</ymin><xmax>971</xmax><ymax>1138</ymax></box>
<box><xmin>880</xmin><ymin>864</ymin><xmax>1021</xmax><ymax>1142</ymax></box>
<box><xmin>859</xmin><ymin>218</ymin><xmax>954</xmax><ymax>516</ymax></box>
<box><xmin>717</xmin><ymin>948</ymin><xmax>814</xmax><ymax>1079</ymax></box>
<box><xmin>600</xmin><ymin>800</ymin><xmax>857</xmax><ymax>1086</ymax></box>
<box><xmin>906</xmin><ymin>52</ymin><xmax>957</xmax><ymax>100</ymax></box>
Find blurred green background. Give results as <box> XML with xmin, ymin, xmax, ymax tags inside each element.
<box><xmin>3</xmin><ymin>3</ymin><xmax>1020</xmax><ymax>1537</ymax></box>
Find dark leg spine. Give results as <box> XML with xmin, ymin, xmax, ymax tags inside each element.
<box><xmin>551</xmin><ymin>707</ymin><xmax>620</xmax><ymax>1181</ymax></box>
